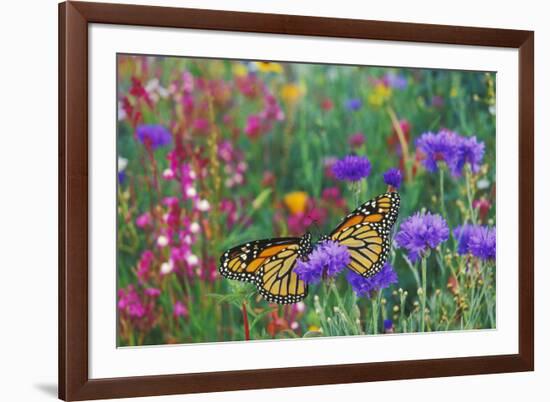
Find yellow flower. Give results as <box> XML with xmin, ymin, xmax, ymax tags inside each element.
<box><xmin>283</xmin><ymin>191</ymin><xmax>309</xmax><ymax>215</ymax></box>
<box><xmin>367</xmin><ymin>83</ymin><xmax>392</xmax><ymax>107</ymax></box>
<box><xmin>232</xmin><ymin>63</ymin><xmax>248</xmax><ymax>77</ymax></box>
<box><xmin>280</xmin><ymin>83</ymin><xmax>305</xmax><ymax>105</ymax></box>
<box><xmin>450</xmin><ymin>87</ymin><xmax>458</xmax><ymax>98</ymax></box>
<box><xmin>254</xmin><ymin>62</ymin><xmax>283</xmax><ymax>74</ymax></box>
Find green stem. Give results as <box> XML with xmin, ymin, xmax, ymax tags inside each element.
<box><xmin>420</xmin><ymin>255</ymin><xmax>428</xmax><ymax>332</ymax></box>
<box><xmin>465</xmin><ymin>166</ymin><xmax>478</xmax><ymax>224</ymax></box>
<box><xmin>371</xmin><ymin>293</ymin><xmax>380</xmax><ymax>334</ymax></box>
<box><xmin>439</xmin><ymin>167</ymin><xmax>447</xmax><ymax>220</ymax></box>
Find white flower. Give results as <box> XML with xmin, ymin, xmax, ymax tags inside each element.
<box><xmin>118</xmin><ymin>156</ymin><xmax>128</xmax><ymax>172</ymax></box>
<box><xmin>477</xmin><ymin>178</ymin><xmax>491</xmax><ymax>190</ymax></box>
<box><xmin>186</xmin><ymin>254</ymin><xmax>199</xmax><ymax>266</ymax></box>
<box><xmin>160</xmin><ymin>261</ymin><xmax>173</xmax><ymax>275</ymax></box>
<box><xmin>197</xmin><ymin>199</ymin><xmax>211</xmax><ymax>212</ymax></box>
<box><xmin>162</xmin><ymin>168</ymin><xmax>175</xmax><ymax>180</ymax></box>
<box><xmin>190</xmin><ymin>222</ymin><xmax>200</xmax><ymax>234</ymax></box>
<box><xmin>186</xmin><ymin>187</ymin><xmax>197</xmax><ymax>198</ymax></box>
<box><xmin>157</xmin><ymin>235</ymin><xmax>169</xmax><ymax>247</ymax></box>
<box><xmin>118</xmin><ymin>102</ymin><xmax>127</xmax><ymax>121</ymax></box>
<box><xmin>145</xmin><ymin>78</ymin><xmax>160</xmax><ymax>92</ymax></box>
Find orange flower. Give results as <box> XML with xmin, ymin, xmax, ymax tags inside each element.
<box><xmin>280</xmin><ymin>83</ymin><xmax>305</xmax><ymax>105</ymax></box>
<box><xmin>283</xmin><ymin>191</ymin><xmax>309</xmax><ymax>215</ymax></box>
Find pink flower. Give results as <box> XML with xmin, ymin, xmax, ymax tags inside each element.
<box><xmin>261</xmin><ymin>171</ymin><xmax>275</xmax><ymax>186</ymax></box>
<box><xmin>244</xmin><ymin>115</ymin><xmax>262</xmax><ymax>139</ymax></box>
<box><xmin>287</xmin><ymin>201</ymin><xmax>328</xmax><ymax>236</ymax></box>
<box><xmin>137</xmin><ymin>250</ymin><xmax>154</xmax><ymax>283</ymax></box>
<box><xmin>144</xmin><ymin>288</ymin><xmax>161</xmax><ymax>297</ymax></box>
<box><xmin>323</xmin><ymin>157</ymin><xmax>338</xmax><ymax>180</ymax></box>
<box><xmin>348</xmin><ymin>132</ymin><xmax>366</xmax><ymax>148</ymax></box>
<box><xmin>193</xmin><ymin>118</ymin><xmax>209</xmax><ymax>134</ymax></box>
<box><xmin>322</xmin><ymin>186</ymin><xmax>341</xmax><ymax>201</ymax></box>
<box><xmin>136</xmin><ymin>212</ymin><xmax>152</xmax><ymax>229</ymax></box>
<box><xmin>173</xmin><ymin>301</ymin><xmax>188</xmax><ymax>318</ymax></box>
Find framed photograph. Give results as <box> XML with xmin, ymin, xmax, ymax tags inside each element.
<box><xmin>59</xmin><ymin>1</ymin><xmax>534</xmax><ymax>400</ymax></box>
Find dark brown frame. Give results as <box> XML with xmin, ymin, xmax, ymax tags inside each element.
<box><xmin>59</xmin><ymin>1</ymin><xmax>534</xmax><ymax>400</ymax></box>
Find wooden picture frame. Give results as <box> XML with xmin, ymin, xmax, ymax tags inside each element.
<box><xmin>59</xmin><ymin>1</ymin><xmax>534</xmax><ymax>400</ymax></box>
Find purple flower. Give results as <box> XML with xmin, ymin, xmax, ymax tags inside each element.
<box><xmin>346</xmin><ymin>262</ymin><xmax>398</xmax><ymax>298</ymax></box>
<box><xmin>395</xmin><ymin>212</ymin><xmax>449</xmax><ymax>262</ymax></box>
<box><xmin>295</xmin><ymin>240</ymin><xmax>351</xmax><ymax>284</ymax></box>
<box><xmin>383</xmin><ymin>72</ymin><xmax>407</xmax><ymax>90</ymax></box>
<box><xmin>383</xmin><ymin>319</ymin><xmax>394</xmax><ymax>331</ymax></box>
<box><xmin>332</xmin><ymin>155</ymin><xmax>371</xmax><ymax>182</ymax></box>
<box><xmin>118</xmin><ymin>171</ymin><xmax>126</xmax><ymax>184</ymax></box>
<box><xmin>416</xmin><ymin>130</ymin><xmax>461</xmax><ymax>174</ymax></box>
<box><xmin>468</xmin><ymin>226</ymin><xmax>496</xmax><ymax>261</ymax></box>
<box><xmin>345</xmin><ymin>98</ymin><xmax>362</xmax><ymax>111</ymax></box>
<box><xmin>416</xmin><ymin>130</ymin><xmax>485</xmax><ymax>178</ymax></box>
<box><xmin>454</xmin><ymin>136</ymin><xmax>485</xmax><ymax>176</ymax></box>
<box><xmin>431</xmin><ymin>95</ymin><xmax>444</xmax><ymax>108</ymax></box>
<box><xmin>383</xmin><ymin>168</ymin><xmax>403</xmax><ymax>189</ymax></box>
<box><xmin>136</xmin><ymin>124</ymin><xmax>172</xmax><ymax>150</ymax></box>
<box><xmin>453</xmin><ymin>224</ymin><xmax>476</xmax><ymax>255</ymax></box>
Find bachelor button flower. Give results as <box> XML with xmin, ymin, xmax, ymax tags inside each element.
<box><xmin>453</xmin><ymin>224</ymin><xmax>476</xmax><ymax>255</ymax></box>
<box><xmin>136</xmin><ymin>124</ymin><xmax>172</xmax><ymax>150</ymax></box>
<box><xmin>332</xmin><ymin>155</ymin><xmax>371</xmax><ymax>182</ymax></box>
<box><xmin>453</xmin><ymin>135</ymin><xmax>485</xmax><ymax>177</ymax></box>
<box><xmin>346</xmin><ymin>262</ymin><xmax>398</xmax><ymax>298</ymax></box>
<box><xmin>383</xmin><ymin>168</ymin><xmax>403</xmax><ymax>189</ymax></box>
<box><xmin>384</xmin><ymin>319</ymin><xmax>394</xmax><ymax>332</ymax></box>
<box><xmin>416</xmin><ymin>130</ymin><xmax>485</xmax><ymax>178</ymax></box>
<box><xmin>468</xmin><ymin>226</ymin><xmax>496</xmax><ymax>261</ymax></box>
<box><xmin>395</xmin><ymin>212</ymin><xmax>449</xmax><ymax>262</ymax></box>
<box><xmin>345</xmin><ymin>98</ymin><xmax>362</xmax><ymax>111</ymax></box>
<box><xmin>295</xmin><ymin>240</ymin><xmax>350</xmax><ymax>284</ymax></box>
<box><xmin>383</xmin><ymin>72</ymin><xmax>407</xmax><ymax>90</ymax></box>
<box><xmin>416</xmin><ymin>130</ymin><xmax>461</xmax><ymax>174</ymax></box>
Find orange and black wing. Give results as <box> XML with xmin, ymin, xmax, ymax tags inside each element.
<box><xmin>255</xmin><ymin>243</ymin><xmax>308</xmax><ymax>304</ymax></box>
<box><xmin>219</xmin><ymin>238</ymin><xmax>308</xmax><ymax>304</ymax></box>
<box><xmin>330</xmin><ymin>192</ymin><xmax>400</xmax><ymax>277</ymax></box>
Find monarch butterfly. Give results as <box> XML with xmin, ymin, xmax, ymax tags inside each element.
<box><xmin>219</xmin><ymin>192</ymin><xmax>400</xmax><ymax>304</ymax></box>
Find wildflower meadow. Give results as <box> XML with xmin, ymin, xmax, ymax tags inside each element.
<box><xmin>117</xmin><ymin>55</ymin><xmax>496</xmax><ymax>346</ymax></box>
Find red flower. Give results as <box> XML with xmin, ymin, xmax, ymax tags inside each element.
<box><xmin>321</xmin><ymin>98</ymin><xmax>334</xmax><ymax>111</ymax></box>
<box><xmin>473</xmin><ymin>198</ymin><xmax>491</xmax><ymax>222</ymax></box>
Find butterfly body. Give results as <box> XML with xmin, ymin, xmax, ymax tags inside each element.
<box><xmin>219</xmin><ymin>192</ymin><xmax>400</xmax><ymax>304</ymax></box>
